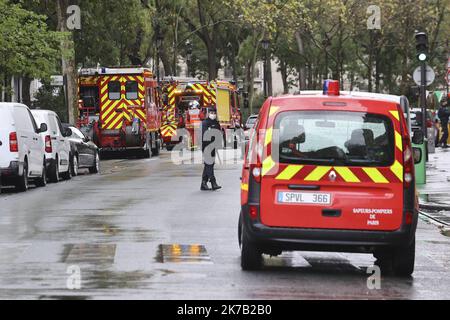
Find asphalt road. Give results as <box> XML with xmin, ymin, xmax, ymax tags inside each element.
<box><xmin>1</xmin><ymin>149</ymin><xmax>450</xmax><ymax>300</ymax></box>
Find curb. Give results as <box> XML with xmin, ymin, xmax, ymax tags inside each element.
<box><xmin>419</xmin><ymin>203</ymin><xmax>450</xmax><ymax>211</ymax></box>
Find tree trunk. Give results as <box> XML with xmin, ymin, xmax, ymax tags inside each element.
<box><xmin>294</xmin><ymin>31</ymin><xmax>307</xmax><ymax>90</ymax></box>
<box><xmin>22</xmin><ymin>76</ymin><xmax>32</xmax><ymax>107</ymax></box>
<box><xmin>56</xmin><ymin>0</ymin><xmax>77</xmax><ymax>125</ymax></box>
<box><xmin>280</xmin><ymin>60</ymin><xmax>289</xmax><ymax>94</ymax></box>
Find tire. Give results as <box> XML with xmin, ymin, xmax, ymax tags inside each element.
<box><xmin>89</xmin><ymin>152</ymin><xmax>100</xmax><ymax>174</ymax></box>
<box><xmin>151</xmin><ymin>139</ymin><xmax>160</xmax><ymax>157</ymax></box>
<box><xmin>240</xmin><ymin>218</ymin><xmax>262</xmax><ymax>271</ymax></box>
<box><xmin>70</xmin><ymin>154</ymin><xmax>79</xmax><ymax>177</ymax></box>
<box><xmin>392</xmin><ymin>237</ymin><xmax>415</xmax><ymax>277</ymax></box>
<box><xmin>142</xmin><ymin>148</ymin><xmax>151</xmax><ymax>159</ymax></box>
<box><xmin>15</xmin><ymin>160</ymin><xmax>28</xmax><ymax>192</ymax></box>
<box><xmin>35</xmin><ymin>160</ymin><xmax>47</xmax><ymax>187</ymax></box>
<box><xmin>48</xmin><ymin>157</ymin><xmax>59</xmax><ymax>183</ymax></box>
<box><xmin>61</xmin><ymin>161</ymin><xmax>72</xmax><ymax>180</ymax></box>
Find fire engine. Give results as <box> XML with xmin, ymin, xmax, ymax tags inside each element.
<box><xmin>160</xmin><ymin>78</ymin><xmax>242</xmax><ymax>150</ymax></box>
<box><xmin>77</xmin><ymin>67</ymin><xmax>162</xmax><ymax>157</ymax></box>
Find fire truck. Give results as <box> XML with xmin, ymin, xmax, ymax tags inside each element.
<box><xmin>77</xmin><ymin>67</ymin><xmax>162</xmax><ymax>157</ymax></box>
<box><xmin>160</xmin><ymin>78</ymin><xmax>242</xmax><ymax>150</ymax></box>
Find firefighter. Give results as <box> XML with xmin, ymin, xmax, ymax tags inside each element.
<box><xmin>201</xmin><ymin>107</ymin><xmax>222</xmax><ymax>191</ymax></box>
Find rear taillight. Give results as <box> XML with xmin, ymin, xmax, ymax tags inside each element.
<box><xmin>249</xmin><ymin>205</ymin><xmax>258</xmax><ymax>220</ymax></box>
<box><xmin>45</xmin><ymin>135</ymin><xmax>52</xmax><ymax>153</ymax></box>
<box><xmin>403</xmin><ymin>137</ymin><xmax>414</xmax><ymax>189</ymax></box>
<box><xmin>405</xmin><ymin>212</ymin><xmax>414</xmax><ymax>225</ymax></box>
<box><xmin>9</xmin><ymin>132</ymin><xmax>18</xmax><ymax>152</ymax></box>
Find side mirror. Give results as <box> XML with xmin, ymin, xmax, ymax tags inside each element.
<box><xmin>38</xmin><ymin>123</ymin><xmax>47</xmax><ymax>133</ymax></box>
<box><xmin>413</xmin><ymin>147</ymin><xmax>422</xmax><ymax>164</ymax></box>
<box><xmin>412</xmin><ymin>130</ymin><xmax>424</xmax><ymax>145</ymax></box>
<box><xmin>64</xmin><ymin>128</ymin><xmax>72</xmax><ymax>137</ymax></box>
<box><xmin>84</xmin><ymin>136</ymin><xmax>90</xmax><ymax>142</ymax></box>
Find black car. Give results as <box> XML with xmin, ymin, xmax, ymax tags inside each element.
<box><xmin>62</xmin><ymin>124</ymin><xmax>100</xmax><ymax>176</ymax></box>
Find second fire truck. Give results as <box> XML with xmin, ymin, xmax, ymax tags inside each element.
<box><xmin>160</xmin><ymin>78</ymin><xmax>242</xmax><ymax>150</ymax></box>
<box><xmin>77</xmin><ymin>67</ymin><xmax>162</xmax><ymax>157</ymax></box>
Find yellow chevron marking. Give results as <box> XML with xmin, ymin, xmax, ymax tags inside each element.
<box><xmin>241</xmin><ymin>183</ymin><xmax>249</xmax><ymax>191</ymax></box>
<box><xmin>395</xmin><ymin>131</ymin><xmax>403</xmax><ymax>151</ymax></box>
<box><xmin>265</xmin><ymin>127</ymin><xmax>273</xmax><ymax>146</ymax></box>
<box><xmin>103</xmin><ymin>101</ymin><xmax>121</xmax><ymax>122</ymax></box>
<box><xmin>101</xmin><ymin>85</ymin><xmax>108</xmax><ymax>95</ymax></box>
<box><xmin>262</xmin><ymin>156</ymin><xmax>276</xmax><ymax>176</ymax></box>
<box><xmin>390</xmin><ymin>110</ymin><xmax>400</xmax><ymax>121</ymax></box>
<box><xmin>305</xmin><ymin>166</ymin><xmax>332</xmax><ymax>181</ymax></box>
<box><xmin>109</xmin><ymin>114</ymin><xmax>124</xmax><ymax>129</ymax></box>
<box><xmin>276</xmin><ymin>165</ymin><xmax>303</xmax><ymax>180</ymax></box>
<box><xmin>334</xmin><ymin>167</ymin><xmax>360</xmax><ymax>183</ymax></box>
<box><xmin>123</xmin><ymin>111</ymin><xmax>131</xmax><ymax>121</ymax></box>
<box><xmin>362</xmin><ymin>168</ymin><xmax>389</xmax><ymax>184</ymax></box>
<box><xmin>390</xmin><ymin>160</ymin><xmax>403</xmax><ymax>182</ymax></box>
<box><xmin>269</xmin><ymin>106</ymin><xmax>280</xmax><ymax>117</ymax></box>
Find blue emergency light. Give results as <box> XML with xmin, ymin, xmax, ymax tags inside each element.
<box><xmin>323</xmin><ymin>80</ymin><xmax>340</xmax><ymax>96</ymax></box>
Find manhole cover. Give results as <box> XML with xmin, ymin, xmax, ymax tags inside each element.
<box><xmin>157</xmin><ymin>244</ymin><xmax>212</xmax><ymax>264</ymax></box>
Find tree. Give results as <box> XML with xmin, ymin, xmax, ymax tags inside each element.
<box><xmin>0</xmin><ymin>0</ymin><xmax>61</xmax><ymax>103</ymax></box>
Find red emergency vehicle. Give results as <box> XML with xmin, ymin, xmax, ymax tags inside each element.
<box><xmin>78</xmin><ymin>67</ymin><xmax>162</xmax><ymax>157</ymax></box>
<box><xmin>160</xmin><ymin>79</ymin><xmax>242</xmax><ymax>150</ymax></box>
<box><xmin>239</xmin><ymin>80</ymin><xmax>420</xmax><ymax>276</ymax></box>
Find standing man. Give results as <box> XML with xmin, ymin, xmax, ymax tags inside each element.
<box><xmin>201</xmin><ymin>107</ymin><xmax>222</xmax><ymax>191</ymax></box>
<box><xmin>438</xmin><ymin>98</ymin><xmax>450</xmax><ymax>148</ymax></box>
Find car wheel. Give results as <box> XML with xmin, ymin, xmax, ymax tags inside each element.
<box><xmin>240</xmin><ymin>219</ymin><xmax>262</xmax><ymax>271</ymax></box>
<box><xmin>35</xmin><ymin>160</ymin><xmax>47</xmax><ymax>187</ymax></box>
<box><xmin>151</xmin><ymin>139</ymin><xmax>160</xmax><ymax>157</ymax></box>
<box><xmin>48</xmin><ymin>157</ymin><xmax>59</xmax><ymax>183</ymax></box>
<box><xmin>71</xmin><ymin>155</ymin><xmax>79</xmax><ymax>177</ymax></box>
<box><xmin>15</xmin><ymin>160</ymin><xmax>28</xmax><ymax>192</ymax></box>
<box><xmin>89</xmin><ymin>152</ymin><xmax>100</xmax><ymax>174</ymax></box>
<box><xmin>392</xmin><ymin>237</ymin><xmax>415</xmax><ymax>277</ymax></box>
<box><xmin>62</xmin><ymin>161</ymin><xmax>72</xmax><ymax>180</ymax></box>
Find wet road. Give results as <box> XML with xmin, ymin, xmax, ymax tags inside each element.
<box><xmin>1</xmin><ymin>150</ymin><xmax>450</xmax><ymax>300</ymax></box>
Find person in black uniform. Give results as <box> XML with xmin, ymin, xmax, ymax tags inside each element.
<box><xmin>438</xmin><ymin>98</ymin><xmax>450</xmax><ymax>148</ymax></box>
<box><xmin>201</xmin><ymin>107</ymin><xmax>222</xmax><ymax>191</ymax></box>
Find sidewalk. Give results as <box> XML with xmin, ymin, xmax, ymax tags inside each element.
<box><xmin>418</xmin><ymin>148</ymin><xmax>450</xmax><ymax>211</ymax></box>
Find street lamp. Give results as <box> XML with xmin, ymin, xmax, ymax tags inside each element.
<box><xmin>186</xmin><ymin>40</ymin><xmax>193</xmax><ymax>78</ymax></box>
<box><xmin>261</xmin><ymin>38</ymin><xmax>270</xmax><ymax>98</ymax></box>
<box><xmin>156</xmin><ymin>34</ymin><xmax>164</xmax><ymax>82</ymax></box>
<box><xmin>415</xmin><ymin>31</ymin><xmax>429</xmax><ymax>138</ymax></box>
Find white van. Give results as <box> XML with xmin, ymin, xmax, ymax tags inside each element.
<box><xmin>0</xmin><ymin>103</ymin><xmax>48</xmax><ymax>191</ymax></box>
<box><xmin>31</xmin><ymin>110</ymin><xmax>72</xmax><ymax>182</ymax></box>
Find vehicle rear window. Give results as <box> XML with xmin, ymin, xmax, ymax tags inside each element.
<box><xmin>125</xmin><ymin>81</ymin><xmax>138</xmax><ymax>100</ymax></box>
<box><xmin>274</xmin><ymin>111</ymin><xmax>394</xmax><ymax>167</ymax></box>
<box><xmin>108</xmin><ymin>81</ymin><xmax>121</xmax><ymax>100</ymax></box>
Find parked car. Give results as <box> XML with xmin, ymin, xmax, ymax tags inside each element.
<box><xmin>0</xmin><ymin>103</ymin><xmax>48</xmax><ymax>191</ymax></box>
<box><xmin>62</xmin><ymin>124</ymin><xmax>99</xmax><ymax>175</ymax></box>
<box><xmin>31</xmin><ymin>110</ymin><xmax>72</xmax><ymax>182</ymax></box>
<box><xmin>244</xmin><ymin>114</ymin><xmax>258</xmax><ymax>141</ymax></box>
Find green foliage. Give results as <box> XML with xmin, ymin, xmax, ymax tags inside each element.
<box><xmin>0</xmin><ymin>0</ymin><xmax>61</xmax><ymax>79</ymax></box>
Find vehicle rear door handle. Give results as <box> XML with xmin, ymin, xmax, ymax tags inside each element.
<box><xmin>322</xmin><ymin>209</ymin><xmax>342</xmax><ymax>218</ymax></box>
<box><xmin>288</xmin><ymin>185</ymin><xmax>320</xmax><ymax>191</ymax></box>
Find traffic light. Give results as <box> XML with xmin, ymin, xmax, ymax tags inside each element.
<box><xmin>415</xmin><ymin>32</ymin><xmax>428</xmax><ymax>62</ymax></box>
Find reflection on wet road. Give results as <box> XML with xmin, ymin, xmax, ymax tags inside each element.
<box><xmin>1</xmin><ymin>151</ymin><xmax>450</xmax><ymax>299</ymax></box>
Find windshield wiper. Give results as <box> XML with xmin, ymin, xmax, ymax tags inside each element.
<box><xmin>280</xmin><ymin>156</ymin><xmax>336</xmax><ymax>165</ymax></box>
